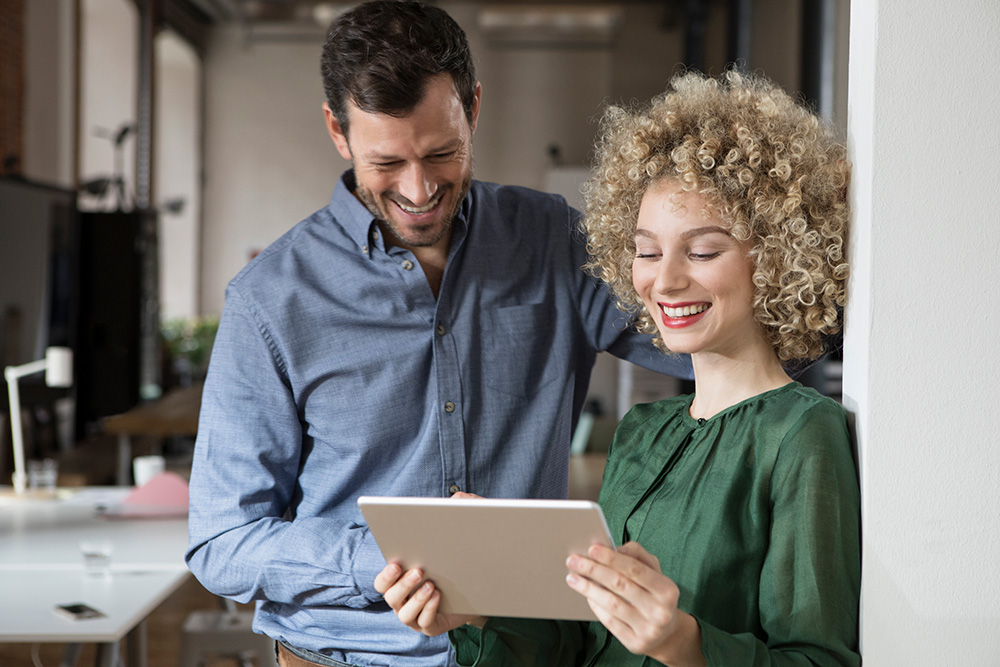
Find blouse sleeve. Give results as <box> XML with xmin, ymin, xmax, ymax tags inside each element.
<box><xmin>699</xmin><ymin>403</ymin><xmax>862</xmax><ymax>667</ymax></box>
<box><xmin>450</xmin><ymin>618</ymin><xmax>588</xmax><ymax>667</ymax></box>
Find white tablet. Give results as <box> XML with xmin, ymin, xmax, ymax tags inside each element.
<box><xmin>358</xmin><ymin>496</ymin><xmax>615</xmax><ymax>621</ymax></box>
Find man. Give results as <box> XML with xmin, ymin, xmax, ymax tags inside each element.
<box><xmin>186</xmin><ymin>2</ymin><xmax>691</xmax><ymax>666</ymax></box>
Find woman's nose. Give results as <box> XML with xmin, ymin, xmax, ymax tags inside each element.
<box><xmin>653</xmin><ymin>255</ymin><xmax>688</xmax><ymax>294</ymax></box>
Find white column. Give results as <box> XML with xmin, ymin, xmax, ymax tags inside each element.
<box><xmin>844</xmin><ymin>1</ymin><xmax>1000</xmax><ymax>662</ymax></box>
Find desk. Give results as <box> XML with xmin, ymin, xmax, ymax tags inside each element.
<box><xmin>102</xmin><ymin>382</ymin><xmax>203</xmax><ymax>485</ymax></box>
<box><xmin>0</xmin><ymin>488</ymin><xmax>190</xmax><ymax>667</ymax></box>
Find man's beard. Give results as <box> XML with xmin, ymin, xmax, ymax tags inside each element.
<box><xmin>355</xmin><ymin>173</ymin><xmax>472</xmax><ymax>248</ymax></box>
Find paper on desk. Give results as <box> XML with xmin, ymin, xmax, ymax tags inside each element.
<box><xmin>103</xmin><ymin>471</ymin><xmax>189</xmax><ymax>519</ymax></box>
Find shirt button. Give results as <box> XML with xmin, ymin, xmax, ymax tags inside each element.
<box><xmin>444</xmin><ymin>401</ymin><xmax>456</xmax><ymax>413</ymax></box>
<box><xmin>402</xmin><ymin>259</ymin><xmax>414</xmax><ymax>270</ymax></box>
<box><xmin>436</xmin><ymin>324</ymin><xmax>446</xmax><ymax>336</ymax></box>
<box><xmin>372</xmin><ymin>230</ymin><xmax>380</xmax><ymax>240</ymax></box>
<box><xmin>448</xmin><ymin>484</ymin><xmax>461</xmax><ymax>495</ymax></box>
<box><xmin>361</xmin><ymin>245</ymin><xmax>368</xmax><ymax>254</ymax></box>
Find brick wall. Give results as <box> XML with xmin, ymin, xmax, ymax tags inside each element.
<box><xmin>0</xmin><ymin>0</ymin><xmax>25</xmax><ymax>175</ymax></box>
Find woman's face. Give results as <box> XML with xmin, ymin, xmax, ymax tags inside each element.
<box><xmin>632</xmin><ymin>181</ymin><xmax>760</xmax><ymax>358</ymax></box>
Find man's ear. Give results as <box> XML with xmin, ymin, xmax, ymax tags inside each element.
<box><xmin>470</xmin><ymin>82</ymin><xmax>482</xmax><ymax>134</ymax></box>
<box><xmin>323</xmin><ymin>103</ymin><xmax>353</xmax><ymax>161</ymax></box>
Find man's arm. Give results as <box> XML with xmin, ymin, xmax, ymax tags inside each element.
<box><xmin>185</xmin><ymin>288</ymin><xmax>385</xmax><ymax>608</ymax></box>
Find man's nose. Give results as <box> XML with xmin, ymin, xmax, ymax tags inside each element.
<box><xmin>397</xmin><ymin>163</ymin><xmax>435</xmax><ymax>206</ymax></box>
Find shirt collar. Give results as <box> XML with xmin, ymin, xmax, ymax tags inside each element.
<box><xmin>328</xmin><ymin>170</ymin><xmax>378</xmax><ymax>256</ymax></box>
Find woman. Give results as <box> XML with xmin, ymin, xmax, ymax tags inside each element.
<box><xmin>375</xmin><ymin>70</ymin><xmax>860</xmax><ymax>666</ymax></box>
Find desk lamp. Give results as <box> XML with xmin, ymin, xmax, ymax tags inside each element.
<box><xmin>4</xmin><ymin>347</ymin><xmax>73</xmax><ymax>494</ymax></box>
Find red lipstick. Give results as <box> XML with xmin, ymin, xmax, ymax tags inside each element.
<box><xmin>658</xmin><ymin>301</ymin><xmax>710</xmax><ymax>329</ymax></box>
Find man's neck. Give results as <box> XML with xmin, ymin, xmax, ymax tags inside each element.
<box><xmin>377</xmin><ymin>221</ymin><xmax>451</xmax><ymax>299</ymax></box>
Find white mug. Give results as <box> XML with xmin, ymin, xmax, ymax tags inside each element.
<box><xmin>132</xmin><ymin>455</ymin><xmax>165</xmax><ymax>487</ymax></box>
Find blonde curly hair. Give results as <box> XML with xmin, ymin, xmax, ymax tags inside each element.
<box><xmin>583</xmin><ymin>70</ymin><xmax>850</xmax><ymax>362</ymax></box>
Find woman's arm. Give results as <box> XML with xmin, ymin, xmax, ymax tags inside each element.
<box><xmin>689</xmin><ymin>404</ymin><xmax>861</xmax><ymax>667</ymax></box>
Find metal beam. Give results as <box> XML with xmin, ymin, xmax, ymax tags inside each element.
<box><xmin>683</xmin><ymin>0</ymin><xmax>710</xmax><ymax>70</ymax></box>
<box><xmin>801</xmin><ymin>0</ymin><xmax>836</xmax><ymax>120</ymax></box>
<box><xmin>727</xmin><ymin>0</ymin><xmax>752</xmax><ymax>70</ymax></box>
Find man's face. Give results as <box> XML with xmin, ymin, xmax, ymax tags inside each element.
<box><xmin>324</xmin><ymin>74</ymin><xmax>480</xmax><ymax>252</ymax></box>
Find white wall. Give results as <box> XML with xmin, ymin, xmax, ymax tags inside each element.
<box><xmin>23</xmin><ymin>0</ymin><xmax>76</xmax><ymax>186</ymax></box>
<box><xmin>200</xmin><ymin>26</ymin><xmax>345</xmax><ymax>314</ymax></box>
<box><xmin>844</xmin><ymin>1</ymin><xmax>1000</xmax><ymax>662</ymax></box>
<box><xmin>78</xmin><ymin>0</ymin><xmax>137</xmax><ymax>211</ymax></box>
<box><xmin>155</xmin><ymin>31</ymin><xmax>201</xmax><ymax>321</ymax></box>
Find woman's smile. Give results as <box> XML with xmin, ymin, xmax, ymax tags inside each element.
<box><xmin>658</xmin><ymin>301</ymin><xmax>711</xmax><ymax>328</ymax></box>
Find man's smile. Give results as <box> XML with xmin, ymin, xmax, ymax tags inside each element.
<box><xmin>392</xmin><ymin>189</ymin><xmax>445</xmax><ymax>215</ymax></box>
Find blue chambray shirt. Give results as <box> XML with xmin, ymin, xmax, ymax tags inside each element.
<box><xmin>186</xmin><ymin>171</ymin><xmax>691</xmax><ymax>667</ymax></box>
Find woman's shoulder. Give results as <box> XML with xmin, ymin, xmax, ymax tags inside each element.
<box><xmin>770</xmin><ymin>382</ymin><xmax>847</xmax><ymax>421</ymax></box>
<box><xmin>766</xmin><ymin>384</ymin><xmax>853</xmax><ymax>466</ymax></box>
<box><xmin>713</xmin><ymin>382</ymin><xmax>852</xmax><ymax>470</ymax></box>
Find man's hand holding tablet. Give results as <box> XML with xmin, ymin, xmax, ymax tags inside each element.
<box><xmin>374</xmin><ymin>492</ymin><xmax>486</xmax><ymax>636</ymax></box>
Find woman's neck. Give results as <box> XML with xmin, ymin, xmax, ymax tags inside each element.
<box><xmin>688</xmin><ymin>341</ymin><xmax>792</xmax><ymax>420</ymax></box>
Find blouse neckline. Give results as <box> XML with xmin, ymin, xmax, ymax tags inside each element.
<box><xmin>681</xmin><ymin>381</ymin><xmax>801</xmax><ymax>429</ymax></box>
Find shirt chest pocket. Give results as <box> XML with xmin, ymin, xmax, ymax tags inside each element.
<box><xmin>481</xmin><ymin>303</ymin><xmax>560</xmax><ymax>397</ymax></box>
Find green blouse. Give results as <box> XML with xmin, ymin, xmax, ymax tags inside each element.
<box><xmin>452</xmin><ymin>382</ymin><xmax>861</xmax><ymax>667</ymax></box>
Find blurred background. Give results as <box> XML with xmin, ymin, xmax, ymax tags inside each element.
<box><xmin>1</xmin><ymin>0</ymin><xmax>849</xmax><ymax>476</ymax></box>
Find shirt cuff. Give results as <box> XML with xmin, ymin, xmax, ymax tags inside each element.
<box><xmin>350</xmin><ymin>526</ymin><xmax>388</xmax><ymax>603</ymax></box>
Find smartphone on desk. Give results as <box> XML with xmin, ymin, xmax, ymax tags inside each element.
<box><xmin>54</xmin><ymin>603</ymin><xmax>106</xmax><ymax>620</ymax></box>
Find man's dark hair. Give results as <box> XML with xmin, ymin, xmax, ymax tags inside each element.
<box><xmin>321</xmin><ymin>0</ymin><xmax>477</xmax><ymax>138</ymax></box>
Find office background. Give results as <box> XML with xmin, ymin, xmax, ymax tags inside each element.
<box><xmin>3</xmin><ymin>0</ymin><xmax>999</xmax><ymax>664</ymax></box>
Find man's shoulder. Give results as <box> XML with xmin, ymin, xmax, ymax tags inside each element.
<box><xmin>467</xmin><ymin>180</ymin><xmax>581</xmax><ymax>249</ymax></box>
<box><xmin>227</xmin><ymin>204</ymin><xmax>345</xmax><ymax>293</ymax></box>
<box><xmin>471</xmin><ymin>179</ymin><xmax>576</xmax><ymax>215</ymax></box>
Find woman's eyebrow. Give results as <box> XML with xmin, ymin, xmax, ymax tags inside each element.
<box><xmin>680</xmin><ymin>225</ymin><xmax>729</xmax><ymax>240</ymax></box>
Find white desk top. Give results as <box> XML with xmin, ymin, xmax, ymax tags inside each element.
<box><xmin>0</xmin><ymin>486</ymin><xmax>191</xmax><ymax>644</ymax></box>
<box><xmin>0</xmin><ymin>487</ymin><xmax>188</xmax><ymax>570</ymax></box>
<box><xmin>0</xmin><ymin>569</ymin><xmax>190</xmax><ymax>642</ymax></box>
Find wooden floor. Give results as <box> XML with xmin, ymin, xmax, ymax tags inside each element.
<box><xmin>0</xmin><ymin>576</ymin><xmax>260</xmax><ymax>667</ymax></box>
